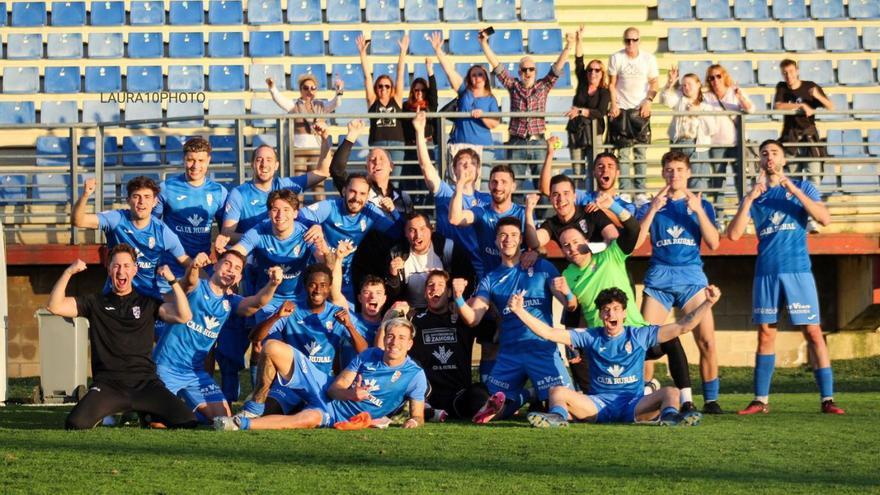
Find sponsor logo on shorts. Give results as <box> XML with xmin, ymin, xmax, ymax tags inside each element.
<box><xmin>788</xmin><ymin>302</ymin><xmax>813</xmax><ymax>315</ymax></box>
<box><xmin>487</xmin><ymin>376</ymin><xmax>511</xmax><ymax>390</ymax></box>
<box><xmin>754</xmin><ymin>307</ymin><xmax>779</xmax><ymax>315</ymax></box>
<box><xmin>534</xmin><ymin>374</ymin><xmax>565</xmax><ymax>389</ymax></box>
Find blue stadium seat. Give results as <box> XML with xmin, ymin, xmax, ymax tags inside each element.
<box><xmin>667</xmin><ymin>28</ymin><xmax>704</xmax><ymax>53</ymax></box>
<box><xmin>90</xmin><ymin>1</ymin><xmax>124</xmax><ymax>25</ymax></box>
<box><xmin>168</xmin><ymin>65</ymin><xmax>205</xmax><ymax>91</ymax></box>
<box><xmin>123</xmin><ymin>136</ymin><xmax>161</xmax><ymax>165</ymax></box>
<box><xmin>849</xmin><ymin>0</ymin><xmax>880</xmax><ymax>18</ymax></box>
<box><xmin>7</xmin><ymin>34</ymin><xmax>42</xmax><ymax>59</ymax></box>
<box><xmin>657</xmin><ymin>0</ymin><xmax>692</xmax><ymax>20</ymax></box>
<box><xmin>798</xmin><ymin>60</ymin><xmax>834</xmax><ymax>86</ymax></box>
<box><xmin>165</xmin><ymin>135</ymin><xmax>187</xmax><ymax>165</ymax></box>
<box><xmin>289</xmin><ymin>30</ymin><xmax>324</xmax><ymax>56</ymax></box>
<box><xmin>209</xmin><ymin>65</ymin><xmax>246</xmax><ymax>91</ymax></box>
<box><xmin>287</xmin><ymin>0</ymin><xmax>320</xmax><ymax>23</ymax></box>
<box><xmin>52</xmin><ymin>1</ymin><xmax>85</xmax><ymax>25</ymax></box>
<box><xmin>734</xmin><ymin>0</ymin><xmax>769</xmax><ymax>20</ymax></box>
<box><xmin>488</xmin><ymin>29</ymin><xmax>524</xmax><ymax>55</ymax></box>
<box><xmin>838</xmin><ymin>59</ymin><xmax>876</xmax><ymax>85</ymax></box>
<box><xmin>746</xmin><ymin>129</ymin><xmax>778</xmax><ymax>145</ymax></box>
<box><xmin>812</xmin><ymin>0</ymin><xmax>846</xmax><ymax>18</ymax></box>
<box><xmin>40</xmin><ymin>100</ymin><xmax>77</xmax><ymax>123</ymax></box>
<box><xmin>3</xmin><ymin>67</ymin><xmax>39</xmax><ymax>93</ymax></box>
<box><xmin>677</xmin><ymin>60</ymin><xmax>712</xmax><ymax>80</ymax></box>
<box><xmin>127</xmin><ymin>65</ymin><xmax>163</xmax><ymax>91</ymax></box>
<box><xmin>292</xmin><ymin>64</ymin><xmax>328</xmax><ymax>90</ymax></box>
<box><xmin>130</xmin><ymin>1</ymin><xmax>164</xmax><ymax>25</ymax></box>
<box><xmin>79</xmin><ymin>137</ymin><xmax>119</xmax><ymax>167</ymax></box>
<box><xmin>404</xmin><ymin>0</ymin><xmax>438</xmax><ymax>21</ymax></box>
<box><xmin>528</xmin><ymin>29</ymin><xmax>562</xmax><ymax>54</ymax></box>
<box><xmin>88</xmin><ymin>33</ymin><xmax>124</xmax><ymax>58</ymax></box>
<box><xmin>483</xmin><ymin>0</ymin><xmax>515</xmax><ymax>21</ymax></box>
<box><xmin>863</xmin><ymin>27</ymin><xmax>880</xmax><ymax>51</ymax></box>
<box><xmin>373</xmin><ymin>63</ymin><xmax>406</xmax><ymax>88</ymax></box>
<box><xmin>208</xmin><ymin>32</ymin><xmax>244</xmax><ymax>57</ymax></box>
<box><xmin>868</xmin><ymin>130</ymin><xmax>880</xmax><ymax>155</ymax></box>
<box><xmin>47</xmin><ymin>33</ymin><xmax>83</xmax><ymax>59</ymax></box>
<box><xmin>128</xmin><ymin>32</ymin><xmax>164</xmax><ymax>59</ymax></box>
<box><xmin>409</xmin><ymin>30</ymin><xmax>437</xmax><ymax>56</ymax></box>
<box><xmin>745</xmin><ymin>27</ymin><xmax>781</xmax><ymax>52</ymax></box>
<box><xmin>537</xmin><ymin>62</ymin><xmax>571</xmax><ymax>88</ymax></box>
<box><xmin>412</xmin><ymin>63</ymin><xmax>450</xmax><ymax>89</ymax></box>
<box><xmin>0</xmin><ymin>175</ymin><xmax>28</xmax><ymax>204</ymax></box>
<box><xmin>366</xmin><ymin>0</ymin><xmax>400</xmax><ymax>22</ymax></box>
<box><xmin>0</xmin><ymin>102</ymin><xmax>36</xmax><ymax>123</ymax></box>
<box><xmin>827</xmin><ymin>129</ymin><xmax>864</xmax><ymax>156</ymax></box>
<box><xmin>33</xmin><ymin>173</ymin><xmax>71</xmax><ymax>201</ymax></box>
<box><xmin>332</xmin><ymin>63</ymin><xmax>365</xmax><ymax>90</ymax></box>
<box><xmin>252</xmin><ymin>134</ymin><xmax>278</xmax><ymax>149</ymax></box>
<box><xmin>169</xmin><ymin>0</ymin><xmax>203</xmax><ymax>24</ymax></box>
<box><xmin>169</xmin><ymin>32</ymin><xmax>205</xmax><ymax>58</ymax></box>
<box><xmin>370</xmin><ymin>30</ymin><xmax>404</xmax><ymax>55</ymax></box>
<box><xmin>249</xmin><ymin>63</ymin><xmax>284</xmax><ymax>90</ymax></box>
<box><xmin>250</xmin><ymin>31</ymin><xmax>285</xmax><ymax>57</ymax></box>
<box><xmin>853</xmin><ymin>93</ymin><xmax>880</xmax><ymax>120</ymax></box>
<box><xmin>84</xmin><ymin>66</ymin><xmax>121</xmax><ymax>92</ymax></box>
<box><xmin>744</xmin><ymin>94</ymin><xmax>767</xmax><ymax>121</ymax></box>
<box><xmin>124</xmin><ymin>102</ymin><xmax>162</xmax><ymax>127</ymax></box>
<box><xmin>82</xmin><ymin>100</ymin><xmax>119</xmax><ymax>124</ymax></box>
<box><xmin>328</xmin><ymin>97</ymin><xmax>361</xmax><ymax>126</ymax></box>
<box><xmin>773</xmin><ymin>0</ymin><xmax>807</xmax><ymax>19</ymax></box>
<box><xmin>247</xmin><ymin>0</ymin><xmax>281</xmax><ymax>24</ymax></box>
<box><xmin>696</xmin><ymin>0</ymin><xmax>731</xmax><ymax>19</ymax></box>
<box><xmin>0</xmin><ymin>2</ymin><xmax>5</xmax><ymax>26</ymax></box>
<box><xmin>783</xmin><ymin>27</ymin><xmax>817</xmax><ymax>52</ymax></box>
<box><xmin>249</xmin><ymin>99</ymin><xmax>281</xmax><ymax>127</ymax></box>
<box><xmin>11</xmin><ymin>2</ymin><xmax>47</xmax><ymax>26</ymax></box>
<box><xmin>449</xmin><ymin>30</ymin><xmax>481</xmax><ymax>55</ymax></box>
<box><xmin>707</xmin><ymin>27</ymin><xmax>743</xmax><ymax>52</ymax></box>
<box><xmin>816</xmin><ymin>93</ymin><xmax>848</xmax><ymax>121</ymax></box>
<box><xmin>209</xmin><ymin>136</ymin><xmax>237</xmax><ymax>163</ymax></box>
<box><xmin>326</xmin><ymin>0</ymin><xmax>359</xmax><ymax>23</ymax></box>
<box><xmin>521</xmin><ymin>0</ymin><xmax>555</xmax><ymax>20</ymax></box>
<box><xmin>757</xmin><ymin>60</ymin><xmax>782</xmax><ymax>86</ymax></box>
<box><xmin>208</xmin><ymin>0</ymin><xmax>242</xmax><ymax>24</ymax></box>
<box><xmin>328</xmin><ymin>30</ymin><xmax>362</xmax><ymax>56</ymax></box>
<box><xmin>722</xmin><ymin>60</ymin><xmax>755</xmax><ymax>86</ymax></box>
<box><xmin>167</xmin><ymin>101</ymin><xmax>204</xmax><ymax>127</ymax></box>
<box><xmin>44</xmin><ymin>66</ymin><xmax>81</xmax><ymax>93</ymax></box>
<box><xmin>208</xmin><ymin>99</ymin><xmax>245</xmax><ymax>127</ymax></box>
<box><xmin>443</xmin><ymin>0</ymin><xmax>477</xmax><ymax>22</ymax></box>
<box><xmin>36</xmin><ymin>137</ymin><xmax>71</xmax><ymax>166</ymax></box>
<box><xmin>545</xmin><ymin>95</ymin><xmax>570</xmax><ymax>114</ymax></box>
<box><xmin>824</xmin><ymin>27</ymin><xmax>859</xmax><ymax>52</ymax></box>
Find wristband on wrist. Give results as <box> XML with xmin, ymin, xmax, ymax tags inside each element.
<box><xmin>169</xmin><ymin>278</ymin><xmax>179</xmax><ymax>286</ymax></box>
<box><xmin>566</xmin><ymin>291</ymin><xmax>576</xmax><ymax>301</ymax></box>
<box><xmin>454</xmin><ymin>296</ymin><xmax>466</xmax><ymax>307</ymax></box>
<box><xmin>608</xmin><ymin>201</ymin><xmax>625</xmax><ymax>217</ymax></box>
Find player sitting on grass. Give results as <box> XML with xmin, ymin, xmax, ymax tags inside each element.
<box><xmin>214</xmin><ymin>318</ymin><xmax>427</xmax><ymax>430</ymax></box>
<box><xmin>511</xmin><ymin>286</ymin><xmax>721</xmax><ymax>427</ymax></box>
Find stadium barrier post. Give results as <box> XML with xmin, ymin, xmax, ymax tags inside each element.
<box><xmin>94</xmin><ymin>126</ymin><xmax>105</xmax><ymax>244</ymax></box>
<box><xmin>68</xmin><ymin>127</ymin><xmax>79</xmax><ymax>245</ymax></box>
<box><xmin>235</xmin><ymin>119</ymin><xmax>246</xmax><ymax>185</ymax></box>
<box><xmin>276</xmin><ymin>119</ymin><xmax>287</xmax><ymax>178</ymax></box>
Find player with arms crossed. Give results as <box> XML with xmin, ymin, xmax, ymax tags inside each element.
<box><xmin>727</xmin><ymin>139</ymin><xmax>844</xmax><ymax>415</ymax></box>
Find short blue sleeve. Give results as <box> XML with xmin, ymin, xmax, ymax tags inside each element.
<box><xmin>97</xmin><ymin>209</ymin><xmax>123</xmax><ymax>232</ymax></box>
<box><xmin>161</xmin><ymin>225</ymin><xmax>186</xmax><ymax>258</ymax></box>
<box><xmin>568</xmin><ymin>328</ymin><xmax>594</xmax><ymax>348</ymax></box>
<box><xmin>299</xmin><ymin>200</ymin><xmax>332</xmax><ymax>226</ymax></box>
<box><xmin>223</xmin><ymin>187</ymin><xmax>244</xmax><ymax>223</ymax></box>
<box><xmin>237</xmin><ymin>224</ymin><xmax>260</xmax><ymax>253</ymax></box>
<box><xmin>635</xmin><ymin>202</ymin><xmax>650</xmax><ymax>221</ymax></box>
<box><xmin>799</xmin><ymin>180</ymin><xmax>821</xmax><ymax>202</ymax></box>
<box><xmin>280</xmin><ymin>175</ymin><xmax>309</xmax><ymax>194</ymax></box>
<box><xmin>633</xmin><ymin>325</ymin><xmax>660</xmax><ymax>350</ymax></box>
<box><xmin>153</xmin><ymin>182</ymin><xmax>167</xmax><ymax>218</ymax></box>
<box><xmin>265</xmin><ymin>317</ymin><xmax>287</xmax><ymax>342</ymax></box>
<box><xmin>404</xmin><ymin>370</ymin><xmax>428</xmax><ymax>401</ymax></box>
<box><xmin>700</xmin><ymin>198</ymin><xmax>716</xmax><ymax>224</ymax></box>
<box><xmin>575</xmin><ymin>189</ymin><xmax>592</xmax><ymax>207</ymax></box>
<box><xmin>475</xmin><ymin>275</ymin><xmax>491</xmax><ymax>301</ymax></box>
<box><xmin>344</xmin><ymin>350</ymin><xmax>366</xmax><ymax>374</ymax></box>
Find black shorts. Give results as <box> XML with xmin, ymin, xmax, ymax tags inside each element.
<box><xmin>65</xmin><ymin>378</ymin><xmax>197</xmax><ymax>430</ymax></box>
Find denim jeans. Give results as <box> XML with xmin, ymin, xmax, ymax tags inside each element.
<box><xmin>507</xmin><ymin>136</ymin><xmax>546</xmax><ymax>191</ymax></box>
<box><xmin>618</xmin><ymin>144</ymin><xmax>647</xmax><ymax>192</ymax></box>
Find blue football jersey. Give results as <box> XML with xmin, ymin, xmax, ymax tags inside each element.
<box><xmin>576</xmin><ymin>189</ymin><xmax>637</xmax><ymax>215</ymax></box>
<box><xmin>636</xmin><ymin>197</ymin><xmax>715</xmax><ymax>268</ymax></box>
<box><xmin>154</xmin><ymin>174</ymin><xmax>228</xmax><ymax>263</ymax></box>
<box><xmin>475</xmin><ymin>258</ymin><xmax>560</xmax><ymax>351</ymax></box>
<box><xmin>330</xmin><ymin>348</ymin><xmax>428</xmax><ymax>420</ymax></box>
<box><xmin>153</xmin><ymin>278</ymin><xmax>242</xmax><ymax>370</ymax></box>
<box><xmin>237</xmin><ymin>219</ymin><xmax>314</xmax><ymax>303</ymax></box>
<box><xmin>98</xmin><ymin>209</ymin><xmax>186</xmax><ymax>298</ymax></box>
<box><xmin>434</xmin><ymin>182</ymin><xmax>491</xmax><ymax>278</ymax></box>
<box><xmin>266</xmin><ymin>300</ymin><xmax>349</xmax><ymax>376</ymax></box>
<box><xmin>223</xmin><ymin>176</ymin><xmax>309</xmax><ymax>234</ymax></box>
<box><xmin>569</xmin><ymin>325</ymin><xmax>659</xmax><ymax>396</ymax></box>
<box><xmin>468</xmin><ymin>203</ymin><xmax>529</xmax><ymax>274</ymax></box>
<box><xmin>215</xmin><ymin>310</ymin><xmax>250</xmax><ymax>368</ymax></box>
<box><xmin>750</xmin><ymin>180</ymin><xmax>820</xmax><ymax>275</ymax></box>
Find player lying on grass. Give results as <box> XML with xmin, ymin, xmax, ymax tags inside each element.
<box><xmin>214</xmin><ymin>317</ymin><xmax>427</xmax><ymax>430</ymax></box>
<box><xmin>509</xmin><ymin>285</ymin><xmax>721</xmax><ymax>427</ymax></box>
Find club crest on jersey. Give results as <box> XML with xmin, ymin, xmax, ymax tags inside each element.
<box><xmin>360</xmin><ymin>219</ymin><xmax>367</xmax><ymax>232</ymax></box>
<box><xmin>785</xmin><ymin>191</ymin><xmax>793</xmax><ymax>200</ymax></box>
<box><xmin>471</xmin><ymin>199</ymin><xmax>478</xmax><ymax>207</ymax></box>
<box><xmin>207</xmin><ymin>193</ymin><xmax>213</xmax><ymax>206</ymax></box>
<box><xmin>132</xmin><ymin>306</ymin><xmax>141</xmax><ymax>319</ymax></box>
<box><xmin>325</xmin><ymin>320</ymin><xmax>333</xmax><ymax>330</ymax></box>
<box><xmin>148</xmin><ymin>237</ymin><xmax>155</xmax><ymax>249</ymax></box>
<box><xmin>527</xmin><ymin>267</ymin><xmax>534</xmax><ymax>277</ymax></box>
<box><xmin>579</xmin><ymin>219</ymin><xmax>588</xmax><ymax>233</ymax></box>
<box><xmin>391</xmin><ymin>370</ymin><xmax>402</xmax><ymax>383</ymax></box>
<box><xmin>293</xmin><ymin>245</ymin><xmax>301</xmax><ymax>257</ymax></box>
<box><xmin>625</xmin><ymin>340</ymin><xmax>633</xmax><ymax>354</ymax></box>
<box><xmin>222</xmin><ymin>300</ymin><xmax>231</xmax><ymax>312</ymax></box>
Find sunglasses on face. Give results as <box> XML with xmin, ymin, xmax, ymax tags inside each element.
<box><xmin>625</xmin><ymin>38</ymin><xmax>639</xmax><ymax>43</ymax></box>
<box><xmin>301</xmin><ymin>85</ymin><xmax>317</xmax><ymax>90</ymax></box>
<box><xmin>588</xmin><ymin>67</ymin><xmax>603</xmax><ymax>73</ymax></box>
<box><xmin>709</xmin><ymin>74</ymin><xmax>724</xmax><ymax>81</ymax></box>
<box><xmin>469</xmin><ymin>72</ymin><xmax>487</xmax><ymax>79</ymax></box>
<box><xmin>520</xmin><ymin>67</ymin><xmax>536</xmax><ymax>73</ymax></box>
<box><xmin>377</xmin><ymin>84</ymin><xmax>392</xmax><ymax>89</ymax></box>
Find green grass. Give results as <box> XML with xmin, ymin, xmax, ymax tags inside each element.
<box><xmin>2</xmin><ymin>358</ymin><xmax>879</xmax><ymax>494</ymax></box>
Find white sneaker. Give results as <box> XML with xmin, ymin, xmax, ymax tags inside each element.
<box><xmin>807</xmin><ymin>219</ymin><xmax>820</xmax><ymax>234</ymax></box>
<box><xmin>213</xmin><ymin>416</ymin><xmax>240</xmax><ymax>431</ymax></box>
<box><xmin>634</xmin><ymin>193</ymin><xmax>650</xmax><ymax>208</ymax></box>
<box><xmin>234</xmin><ymin>409</ymin><xmax>260</xmax><ymax>419</ymax></box>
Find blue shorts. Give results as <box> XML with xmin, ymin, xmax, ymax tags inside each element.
<box><xmin>156</xmin><ymin>365</ymin><xmax>226</xmax><ymax>410</ymax></box>
<box><xmin>486</xmin><ymin>346</ymin><xmax>572</xmax><ymax>401</ymax></box>
<box><xmin>752</xmin><ymin>272</ymin><xmax>821</xmax><ymax>326</ymax></box>
<box><xmin>587</xmin><ymin>392</ymin><xmax>642</xmax><ymax>424</ymax></box>
<box><xmin>276</xmin><ymin>348</ymin><xmax>335</xmax><ymax>425</ymax></box>
<box><xmin>267</xmin><ymin>385</ymin><xmax>304</xmax><ymax>414</ymax></box>
<box><xmin>644</xmin><ymin>285</ymin><xmax>705</xmax><ymax>311</ymax></box>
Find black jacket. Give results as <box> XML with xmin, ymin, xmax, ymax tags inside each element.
<box><xmin>385</xmin><ymin>231</ymin><xmax>476</xmax><ymax>303</ymax></box>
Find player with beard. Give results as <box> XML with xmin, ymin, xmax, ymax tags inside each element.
<box><xmin>237</xmin><ymin>264</ymin><xmax>369</xmax><ymax>418</ymax></box>
<box><xmin>298</xmin><ymin>174</ymin><xmax>403</xmax><ymax>304</ymax></box>
<box><xmin>47</xmin><ymin>244</ymin><xmax>195</xmax><ymax>430</ymax></box>
<box><xmin>152</xmin><ymin>250</ymin><xmax>282</xmax><ymax>423</ymax></box>
<box><xmin>215</xmin><ymin>318</ymin><xmax>427</xmax><ymax>431</ymax></box>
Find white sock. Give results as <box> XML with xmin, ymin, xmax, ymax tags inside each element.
<box><xmin>755</xmin><ymin>396</ymin><xmax>769</xmax><ymax>404</ymax></box>
<box><xmin>680</xmin><ymin>387</ymin><xmax>693</xmax><ymax>404</ymax></box>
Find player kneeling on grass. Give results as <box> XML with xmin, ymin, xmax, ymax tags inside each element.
<box><xmin>214</xmin><ymin>318</ymin><xmax>427</xmax><ymax>430</ymax></box>
<box><xmin>510</xmin><ymin>286</ymin><xmax>721</xmax><ymax>427</ymax></box>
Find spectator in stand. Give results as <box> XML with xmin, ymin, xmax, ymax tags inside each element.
<box><xmin>568</xmin><ymin>25</ymin><xmax>611</xmax><ymax>191</ymax></box>
<box><xmin>402</xmin><ymin>60</ymin><xmax>440</xmax><ymax>196</ymax></box>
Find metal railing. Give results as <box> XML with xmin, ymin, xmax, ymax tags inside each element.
<box><xmin>0</xmin><ymin>108</ymin><xmax>878</xmax><ymax>243</ymax></box>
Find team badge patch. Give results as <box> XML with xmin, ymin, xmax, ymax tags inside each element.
<box><xmin>579</xmin><ymin>219</ymin><xmax>588</xmax><ymax>234</ymax></box>
<box><xmin>222</xmin><ymin>300</ymin><xmax>231</xmax><ymax>312</ymax></box>
<box><xmin>293</xmin><ymin>245</ymin><xmax>301</xmax><ymax>257</ymax></box>
<box><xmin>625</xmin><ymin>340</ymin><xmax>632</xmax><ymax>354</ymax></box>
<box><xmin>132</xmin><ymin>306</ymin><xmax>141</xmax><ymax>319</ymax></box>
<box><xmin>207</xmin><ymin>193</ymin><xmax>213</xmax><ymax>206</ymax></box>
<box><xmin>325</xmin><ymin>321</ymin><xmax>333</xmax><ymax>330</ymax></box>
<box><xmin>148</xmin><ymin>237</ymin><xmax>155</xmax><ymax>249</ymax></box>
<box><xmin>391</xmin><ymin>370</ymin><xmax>402</xmax><ymax>383</ymax></box>
<box><xmin>360</xmin><ymin>219</ymin><xmax>367</xmax><ymax>232</ymax></box>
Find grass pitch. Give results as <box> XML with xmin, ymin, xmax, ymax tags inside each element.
<box><xmin>1</xmin><ymin>358</ymin><xmax>879</xmax><ymax>494</ymax></box>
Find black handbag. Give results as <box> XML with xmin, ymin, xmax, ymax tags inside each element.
<box><xmin>608</xmin><ymin>109</ymin><xmax>651</xmax><ymax>148</ymax></box>
<box><xmin>566</xmin><ymin>116</ymin><xmax>593</xmax><ymax>148</ymax></box>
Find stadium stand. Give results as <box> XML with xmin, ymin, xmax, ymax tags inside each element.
<box><xmin>489</xmin><ymin>29</ymin><xmax>525</xmax><ymax>55</ymax></box>
<box><xmin>82</xmin><ymin>101</ymin><xmax>120</xmax><ymax>123</ymax></box>
<box><xmin>329</xmin><ymin>30</ymin><xmax>364</xmax><ymax>56</ymax></box>
<box><xmin>7</xmin><ymin>34</ymin><xmax>43</xmax><ymax>60</ymax></box>
<box><xmin>44</xmin><ymin>67</ymin><xmax>81</xmax><ymax>94</ymax></box>
<box><xmin>11</xmin><ymin>1</ymin><xmax>47</xmax><ymax>26</ymax></box>
<box><xmin>782</xmin><ymin>27</ymin><xmax>818</xmax><ymax>52</ymax></box>
<box><xmin>209</xmin><ymin>65</ymin><xmax>247</xmax><ymax>92</ymax></box>
<box><xmin>249</xmin><ymin>31</ymin><xmax>285</xmax><ymax>57</ymax></box>
<box><xmin>326</xmin><ymin>0</ymin><xmax>360</xmax><ymax>23</ymax></box>
<box><xmin>745</xmin><ymin>27</ymin><xmax>783</xmax><ymax>52</ymax></box>
<box><xmin>129</xmin><ymin>1</ymin><xmax>164</xmax><ymax>25</ymax></box>
<box><xmin>128</xmin><ymin>32</ymin><xmax>164</xmax><ymax>59</ymax></box>
<box><xmin>90</xmin><ymin>0</ymin><xmax>125</xmax><ymax>26</ymax></box>
<box><xmin>127</xmin><ymin>65</ymin><xmax>164</xmax><ymax>92</ymax></box>
<box><xmin>289</xmin><ymin>31</ymin><xmax>325</xmax><ymax>57</ymax></box>
<box><xmin>370</xmin><ymin>30</ymin><xmax>405</xmax><ymax>55</ymax></box>
<box><xmin>40</xmin><ymin>101</ymin><xmax>77</xmax><ymax>124</ymax></box>
<box><xmin>528</xmin><ymin>29</ymin><xmax>563</xmax><ymax>54</ymax></box>
<box><xmin>169</xmin><ymin>32</ymin><xmax>206</xmax><ymax>58</ymax></box>
<box><xmin>47</xmin><ymin>33</ymin><xmax>84</xmax><ymax>59</ymax></box>
<box><xmin>0</xmin><ymin>102</ymin><xmax>36</xmax><ymax>124</ymax></box>
<box><xmin>168</xmin><ymin>65</ymin><xmax>205</xmax><ymax>91</ymax></box>
<box><xmin>209</xmin><ymin>0</ymin><xmax>244</xmax><ymax>24</ymax></box>
<box><xmin>208</xmin><ymin>99</ymin><xmax>246</xmax><ymax>127</ymax></box>
<box><xmin>208</xmin><ymin>32</ymin><xmax>245</xmax><ymax>58</ymax></box>
<box><xmin>87</xmin><ymin>33</ymin><xmax>125</xmax><ymax>59</ymax></box>
<box><xmin>824</xmin><ymin>27</ymin><xmax>860</xmax><ymax>52</ymax></box>
<box><xmin>52</xmin><ymin>1</ymin><xmax>86</xmax><ymax>26</ymax></box>
<box><xmin>733</xmin><ymin>0</ymin><xmax>770</xmax><ymax>20</ymax></box>
<box><xmin>668</xmin><ymin>27</ymin><xmax>705</xmax><ymax>53</ymax></box>
<box><xmin>404</xmin><ymin>0</ymin><xmax>439</xmax><ymax>21</ymax></box>
<box><xmin>707</xmin><ymin>27</ymin><xmax>744</xmax><ymax>52</ymax></box>
<box><xmin>247</xmin><ymin>0</ymin><xmax>282</xmax><ymax>24</ymax></box>
<box><xmin>443</xmin><ymin>0</ymin><xmax>478</xmax><ymax>22</ymax></box>
<box><xmin>697</xmin><ymin>0</ymin><xmax>732</xmax><ymax>19</ymax></box>
<box><xmin>366</xmin><ymin>0</ymin><xmax>401</xmax><ymax>22</ymax></box>
<box><xmin>169</xmin><ymin>0</ymin><xmax>204</xmax><ymax>24</ymax></box>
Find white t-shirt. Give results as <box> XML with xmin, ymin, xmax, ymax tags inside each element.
<box><xmin>403</xmin><ymin>249</ymin><xmax>444</xmax><ymax>307</ymax></box>
<box><xmin>608</xmin><ymin>50</ymin><xmax>659</xmax><ymax>110</ymax></box>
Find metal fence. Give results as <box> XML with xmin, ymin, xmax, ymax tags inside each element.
<box><xmin>0</xmin><ymin>108</ymin><xmax>878</xmax><ymax>243</ymax></box>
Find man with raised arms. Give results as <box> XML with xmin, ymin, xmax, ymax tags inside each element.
<box><xmin>512</xmin><ymin>286</ymin><xmax>719</xmax><ymax>427</ymax></box>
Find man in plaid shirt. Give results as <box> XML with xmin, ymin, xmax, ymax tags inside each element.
<box><xmin>479</xmin><ymin>30</ymin><xmax>573</xmax><ymax>191</ymax></box>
